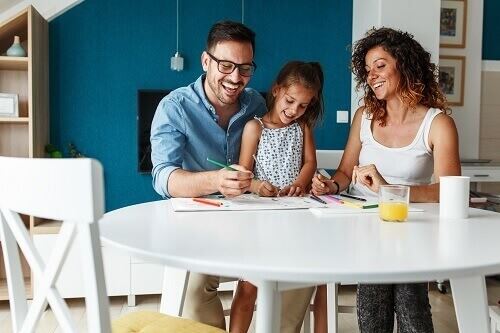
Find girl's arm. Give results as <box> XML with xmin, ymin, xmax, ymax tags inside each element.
<box><xmin>239</xmin><ymin>119</ymin><xmax>261</xmax><ymax>171</ymax></box>
<box><xmin>239</xmin><ymin>119</ymin><xmax>278</xmax><ymax>196</ymax></box>
<box><xmin>311</xmin><ymin>107</ymin><xmax>364</xmax><ymax>195</ymax></box>
<box><xmin>288</xmin><ymin>123</ymin><xmax>317</xmax><ymax>195</ymax></box>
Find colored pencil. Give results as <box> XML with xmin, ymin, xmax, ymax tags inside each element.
<box><xmin>340</xmin><ymin>200</ymin><xmax>363</xmax><ymax>209</ymax></box>
<box><xmin>340</xmin><ymin>193</ymin><xmax>367</xmax><ymax>202</ymax></box>
<box><xmin>192</xmin><ymin>197</ymin><xmax>222</xmax><ymax>207</ymax></box>
<box><xmin>362</xmin><ymin>204</ymin><xmax>379</xmax><ymax>209</ymax></box>
<box><xmin>317</xmin><ymin>169</ymin><xmax>331</xmax><ymax>178</ymax></box>
<box><xmin>310</xmin><ymin>194</ymin><xmax>327</xmax><ymax>204</ymax></box>
<box><xmin>206</xmin><ymin>157</ymin><xmax>237</xmax><ymax>171</ymax></box>
<box><xmin>325</xmin><ymin>195</ymin><xmax>343</xmax><ymax>204</ymax></box>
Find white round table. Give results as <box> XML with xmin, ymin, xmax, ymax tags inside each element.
<box><xmin>99</xmin><ymin>200</ymin><xmax>500</xmax><ymax>333</ymax></box>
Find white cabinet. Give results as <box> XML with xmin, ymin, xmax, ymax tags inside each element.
<box><xmin>33</xmin><ymin>234</ymin><xmax>163</xmax><ymax>299</ymax></box>
<box><xmin>130</xmin><ymin>263</ymin><xmax>164</xmax><ymax>295</ymax></box>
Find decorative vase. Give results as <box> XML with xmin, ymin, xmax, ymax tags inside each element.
<box><xmin>6</xmin><ymin>36</ymin><xmax>26</xmax><ymax>57</ymax></box>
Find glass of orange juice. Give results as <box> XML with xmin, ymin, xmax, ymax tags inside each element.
<box><xmin>379</xmin><ymin>185</ymin><xmax>410</xmax><ymax>222</ymax></box>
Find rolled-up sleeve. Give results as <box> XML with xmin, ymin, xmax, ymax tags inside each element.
<box><xmin>150</xmin><ymin>98</ymin><xmax>186</xmax><ymax>198</ymax></box>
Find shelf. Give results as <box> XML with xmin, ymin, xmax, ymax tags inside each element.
<box><xmin>0</xmin><ymin>5</ymin><xmax>48</xmax><ymax>302</ymax></box>
<box><xmin>32</xmin><ymin>219</ymin><xmax>62</xmax><ymax>234</ymax></box>
<box><xmin>0</xmin><ymin>56</ymin><xmax>28</xmax><ymax>70</ymax></box>
<box><xmin>0</xmin><ymin>116</ymin><xmax>29</xmax><ymax>123</ymax></box>
<box><xmin>0</xmin><ymin>277</ymin><xmax>31</xmax><ymax>300</ymax></box>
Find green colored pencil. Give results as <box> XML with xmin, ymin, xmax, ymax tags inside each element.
<box><xmin>206</xmin><ymin>157</ymin><xmax>237</xmax><ymax>171</ymax></box>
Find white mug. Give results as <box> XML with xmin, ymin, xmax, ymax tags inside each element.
<box><xmin>439</xmin><ymin>176</ymin><xmax>470</xmax><ymax>219</ymax></box>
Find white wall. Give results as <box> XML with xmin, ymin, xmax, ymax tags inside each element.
<box><xmin>0</xmin><ymin>0</ymin><xmax>82</xmax><ymax>23</ymax></box>
<box><xmin>351</xmin><ymin>0</ymin><xmax>440</xmax><ymax>117</ymax></box>
<box><xmin>440</xmin><ymin>0</ymin><xmax>483</xmax><ymax>159</ymax></box>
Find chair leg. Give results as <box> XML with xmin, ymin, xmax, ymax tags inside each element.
<box><xmin>0</xmin><ymin>212</ymin><xmax>28</xmax><ymax>332</ymax></box>
<box><xmin>490</xmin><ymin>306</ymin><xmax>500</xmax><ymax>333</ymax></box>
<box><xmin>303</xmin><ymin>303</ymin><xmax>311</xmax><ymax>333</ymax></box>
<box><xmin>78</xmin><ymin>222</ymin><xmax>111</xmax><ymax>333</ymax></box>
<box><xmin>327</xmin><ymin>283</ymin><xmax>339</xmax><ymax>333</ymax></box>
<box><xmin>159</xmin><ymin>266</ymin><xmax>190</xmax><ymax>316</ymax></box>
<box><xmin>127</xmin><ymin>295</ymin><xmax>136</xmax><ymax>307</ymax></box>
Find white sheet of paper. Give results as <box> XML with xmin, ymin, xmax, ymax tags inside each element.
<box><xmin>171</xmin><ymin>193</ymin><xmax>325</xmax><ymax>212</ymax></box>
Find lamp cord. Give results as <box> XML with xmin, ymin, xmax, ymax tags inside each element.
<box><xmin>241</xmin><ymin>0</ymin><xmax>244</xmax><ymax>24</ymax></box>
<box><xmin>176</xmin><ymin>0</ymin><xmax>179</xmax><ymax>53</ymax></box>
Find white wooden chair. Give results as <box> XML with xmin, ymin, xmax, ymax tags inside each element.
<box><xmin>491</xmin><ymin>306</ymin><xmax>500</xmax><ymax>333</ymax></box>
<box><xmin>0</xmin><ymin>157</ymin><xmax>224</xmax><ymax>333</ymax></box>
<box><xmin>315</xmin><ymin>149</ymin><xmax>344</xmax><ymax>172</ymax></box>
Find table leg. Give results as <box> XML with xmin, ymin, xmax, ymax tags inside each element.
<box><xmin>450</xmin><ymin>275</ymin><xmax>490</xmax><ymax>333</ymax></box>
<box><xmin>255</xmin><ymin>280</ymin><xmax>281</xmax><ymax>333</ymax></box>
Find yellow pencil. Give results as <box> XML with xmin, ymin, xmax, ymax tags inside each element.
<box><xmin>341</xmin><ymin>200</ymin><xmax>363</xmax><ymax>209</ymax></box>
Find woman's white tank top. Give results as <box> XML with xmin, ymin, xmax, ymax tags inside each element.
<box><xmin>351</xmin><ymin>108</ymin><xmax>442</xmax><ymax>197</ymax></box>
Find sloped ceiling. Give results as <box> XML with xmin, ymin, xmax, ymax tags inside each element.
<box><xmin>0</xmin><ymin>0</ymin><xmax>82</xmax><ymax>23</ymax></box>
<box><xmin>0</xmin><ymin>0</ymin><xmax>23</xmax><ymax>14</ymax></box>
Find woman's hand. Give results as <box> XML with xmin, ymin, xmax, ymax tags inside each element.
<box><xmin>279</xmin><ymin>183</ymin><xmax>305</xmax><ymax>196</ymax></box>
<box><xmin>352</xmin><ymin>164</ymin><xmax>388</xmax><ymax>193</ymax></box>
<box><xmin>311</xmin><ymin>174</ymin><xmax>336</xmax><ymax>196</ymax></box>
<box><xmin>252</xmin><ymin>180</ymin><xmax>279</xmax><ymax>197</ymax></box>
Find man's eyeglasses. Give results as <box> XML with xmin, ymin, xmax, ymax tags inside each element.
<box><xmin>206</xmin><ymin>52</ymin><xmax>257</xmax><ymax>77</ymax></box>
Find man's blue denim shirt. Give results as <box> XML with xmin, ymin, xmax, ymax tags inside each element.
<box><xmin>151</xmin><ymin>74</ymin><xmax>267</xmax><ymax>198</ymax></box>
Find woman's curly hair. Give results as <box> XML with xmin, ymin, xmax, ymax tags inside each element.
<box><xmin>351</xmin><ymin>27</ymin><xmax>450</xmax><ymax>126</ymax></box>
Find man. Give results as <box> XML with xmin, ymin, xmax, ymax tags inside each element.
<box><xmin>151</xmin><ymin>21</ymin><xmax>312</xmax><ymax>332</ymax></box>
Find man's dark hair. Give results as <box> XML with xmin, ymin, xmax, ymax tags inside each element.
<box><xmin>207</xmin><ymin>21</ymin><xmax>256</xmax><ymax>54</ymax></box>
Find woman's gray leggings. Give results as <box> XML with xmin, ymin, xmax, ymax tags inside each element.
<box><xmin>357</xmin><ymin>283</ymin><xmax>434</xmax><ymax>333</ymax></box>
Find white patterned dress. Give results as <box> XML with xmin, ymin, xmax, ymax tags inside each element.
<box><xmin>253</xmin><ymin>117</ymin><xmax>303</xmax><ymax>189</ymax></box>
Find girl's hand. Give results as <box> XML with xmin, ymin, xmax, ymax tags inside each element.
<box><xmin>352</xmin><ymin>164</ymin><xmax>387</xmax><ymax>193</ymax></box>
<box><xmin>279</xmin><ymin>183</ymin><xmax>304</xmax><ymax>197</ymax></box>
<box><xmin>254</xmin><ymin>180</ymin><xmax>279</xmax><ymax>197</ymax></box>
<box><xmin>311</xmin><ymin>174</ymin><xmax>336</xmax><ymax>196</ymax></box>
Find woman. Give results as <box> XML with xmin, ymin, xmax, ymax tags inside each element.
<box><xmin>312</xmin><ymin>27</ymin><xmax>461</xmax><ymax>332</ymax></box>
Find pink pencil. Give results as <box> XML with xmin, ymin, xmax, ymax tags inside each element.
<box><xmin>324</xmin><ymin>195</ymin><xmax>343</xmax><ymax>204</ymax></box>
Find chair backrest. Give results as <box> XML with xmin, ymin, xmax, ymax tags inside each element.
<box><xmin>316</xmin><ymin>150</ymin><xmax>344</xmax><ymax>170</ymax></box>
<box><xmin>0</xmin><ymin>157</ymin><xmax>110</xmax><ymax>332</ymax></box>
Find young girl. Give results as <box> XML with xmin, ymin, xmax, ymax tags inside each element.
<box><xmin>229</xmin><ymin>61</ymin><xmax>324</xmax><ymax>332</ymax></box>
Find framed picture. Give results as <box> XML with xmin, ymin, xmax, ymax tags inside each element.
<box><xmin>440</xmin><ymin>0</ymin><xmax>467</xmax><ymax>48</ymax></box>
<box><xmin>439</xmin><ymin>56</ymin><xmax>465</xmax><ymax>106</ymax></box>
<box><xmin>0</xmin><ymin>93</ymin><xmax>19</xmax><ymax>117</ymax></box>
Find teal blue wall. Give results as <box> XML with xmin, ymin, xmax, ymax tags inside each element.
<box><xmin>483</xmin><ymin>0</ymin><xmax>500</xmax><ymax>60</ymax></box>
<box><xmin>49</xmin><ymin>0</ymin><xmax>353</xmax><ymax>211</ymax></box>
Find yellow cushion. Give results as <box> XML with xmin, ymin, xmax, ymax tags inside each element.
<box><xmin>112</xmin><ymin>311</ymin><xmax>226</xmax><ymax>333</ymax></box>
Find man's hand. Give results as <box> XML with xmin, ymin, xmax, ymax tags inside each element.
<box><xmin>216</xmin><ymin>164</ymin><xmax>253</xmax><ymax>197</ymax></box>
